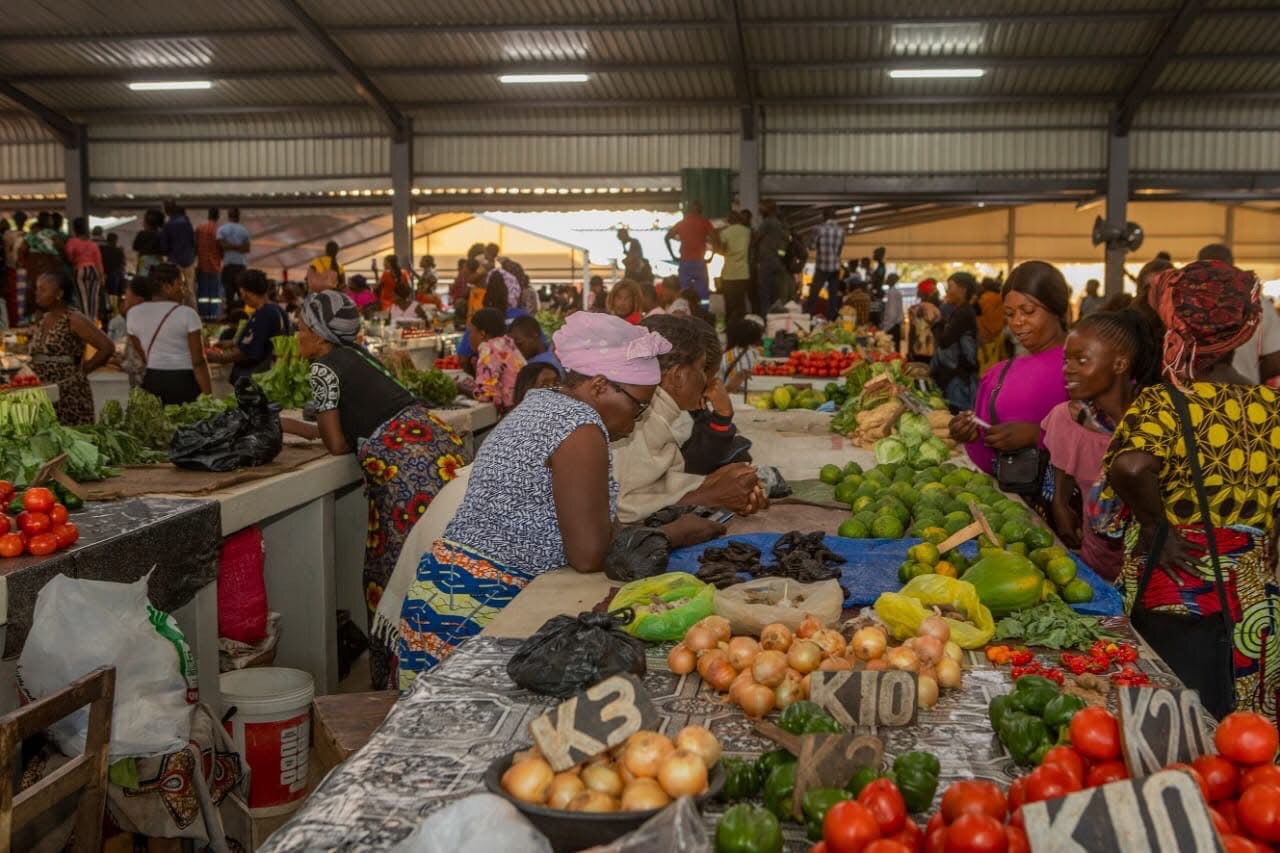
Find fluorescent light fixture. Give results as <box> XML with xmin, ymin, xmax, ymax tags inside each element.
<box><xmin>888</xmin><ymin>68</ymin><xmax>985</xmax><ymax>79</ymax></box>
<box><xmin>499</xmin><ymin>73</ymin><xmax>590</xmax><ymax>84</ymax></box>
<box><xmin>128</xmin><ymin>80</ymin><xmax>213</xmax><ymax>91</ymax></box>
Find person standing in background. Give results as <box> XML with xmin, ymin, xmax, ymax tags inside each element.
<box><xmin>805</xmin><ymin>207</ymin><xmax>847</xmax><ymax>320</ymax></box>
<box><xmin>448</xmin><ymin>258</ymin><xmax>469</xmax><ymax>328</ymax></box>
<box><xmin>882</xmin><ymin>273</ymin><xmax>904</xmax><ymax>346</ymax></box>
<box><xmin>378</xmin><ymin>254</ymin><xmax>409</xmax><ymax>310</ymax></box>
<box><xmin>308</xmin><ymin>240</ymin><xmax>344</xmax><ymax>292</ymax></box>
<box><xmin>216</xmin><ymin>207</ymin><xmax>250</xmax><ymax>313</ymax></box>
<box><xmin>665</xmin><ymin>200</ymin><xmax>717</xmax><ymax>300</ymax></box>
<box><xmin>160</xmin><ymin>200</ymin><xmax>197</xmax><ymax>310</ymax></box>
<box><xmin>195</xmin><ymin>207</ymin><xmax>223</xmax><ymax>320</ymax></box>
<box><xmin>24</xmin><ymin>212</ymin><xmax>66</xmax><ymax>323</ymax></box>
<box><xmin>64</xmin><ymin>217</ymin><xmax>104</xmax><ymax>323</ymax></box>
<box><xmin>3</xmin><ymin>212</ymin><xmax>26</xmax><ymax>324</ymax></box>
<box><xmin>716</xmin><ymin>210</ymin><xmax>752</xmax><ymax>324</ymax></box>
<box><xmin>617</xmin><ymin>227</ymin><xmax>652</xmax><ymax>283</ymax></box>
<box><xmin>976</xmin><ymin>277</ymin><xmax>1008</xmax><ymax>375</ymax></box>
<box><xmin>753</xmin><ymin>200</ymin><xmax>789</xmax><ymax>313</ymax></box>
<box><xmin>1077</xmin><ymin>279</ymin><xmax>1104</xmax><ymax>321</ymax></box>
<box><xmin>133</xmin><ymin>208</ymin><xmax>165</xmax><ymax>281</ymax></box>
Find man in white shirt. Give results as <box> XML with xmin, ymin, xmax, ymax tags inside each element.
<box><xmin>882</xmin><ymin>273</ymin><xmax>905</xmax><ymax>346</ymax></box>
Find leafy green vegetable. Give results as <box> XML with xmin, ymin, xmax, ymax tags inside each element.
<box><xmin>0</xmin><ymin>389</ymin><xmax>114</xmax><ymax>484</ymax></box>
<box><xmin>992</xmin><ymin>597</ymin><xmax>1116</xmax><ymax>650</ymax></box>
<box><xmin>395</xmin><ymin>367</ymin><xmax>458</xmax><ymax>407</ymax></box>
<box><xmin>252</xmin><ymin>335</ymin><xmax>311</xmax><ymax>409</ymax></box>
<box><xmin>535</xmin><ymin>310</ymin><xmax>565</xmax><ymax>336</ymax></box>
<box><xmin>165</xmin><ymin>395</ymin><xmax>235</xmax><ymax>427</ymax></box>
<box><xmin>874</xmin><ymin>436</ymin><xmax>907</xmax><ymax>465</ymax></box>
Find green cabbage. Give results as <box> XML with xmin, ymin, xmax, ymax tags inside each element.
<box><xmin>898</xmin><ymin>412</ymin><xmax>932</xmax><ymax>448</ymax></box>
<box><xmin>914</xmin><ymin>436</ymin><xmax>951</xmax><ymax>465</ymax></box>
<box><xmin>874</xmin><ymin>436</ymin><xmax>907</xmax><ymax>465</ymax></box>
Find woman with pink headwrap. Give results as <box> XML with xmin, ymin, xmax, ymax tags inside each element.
<box><xmin>393</xmin><ymin>311</ymin><xmax>725</xmax><ymax>688</ymax></box>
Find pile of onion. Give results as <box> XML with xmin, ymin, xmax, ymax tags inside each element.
<box><xmin>501</xmin><ymin>726</ymin><xmax>719</xmax><ymax>813</ymax></box>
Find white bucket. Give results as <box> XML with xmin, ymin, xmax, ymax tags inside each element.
<box><xmin>221</xmin><ymin>667</ymin><xmax>314</xmax><ymax>816</ymax></box>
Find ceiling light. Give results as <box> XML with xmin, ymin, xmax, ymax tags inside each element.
<box><xmin>888</xmin><ymin>68</ymin><xmax>985</xmax><ymax>79</ymax></box>
<box><xmin>499</xmin><ymin>73</ymin><xmax>590</xmax><ymax>84</ymax></box>
<box><xmin>128</xmin><ymin>80</ymin><xmax>213</xmax><ymax>91</ymax></box>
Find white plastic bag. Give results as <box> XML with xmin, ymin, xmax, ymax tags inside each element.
<box><xmin>392</xmin><ymin>794</ymin><xmax>551</xmax><ymax>853</ymax></box>
<box><xmin>17</xmin><ymin>572</ymin><xmax>196</xmax><ymax>759</ymax></box>
<box><xmin>581</xmin><ymin>797</ymin><xmax>710</xmax><ymax>853</ymax></box>
<box><xmin>713</xmin><ymin>578</ymin><xmax>843</xmax><ymax>635</ymax></box>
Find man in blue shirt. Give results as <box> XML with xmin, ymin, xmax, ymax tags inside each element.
<box><xmin>216</xmin><ymin>207</ymin><xmax>251</xmax><ymax>312</ymax></box>
<box><xmin>161</xmin><ymin>200</ymin><xmax>197</xmax><ymax>308</ymax></box>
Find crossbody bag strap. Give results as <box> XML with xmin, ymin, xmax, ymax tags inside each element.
<box><xmin>988</xmin><ymin>357</ymin><xmax>1016</xmax><ymax>425</ymax></box>
<box><xmin>145</xmin><ymin>304</ymin><xmax>182</xmax><ymax>363</ymax></box>
<box><xmin>1165</xmin><ymin>383</ymin><xmax>1235</xmax><ymax>633</ymax></box>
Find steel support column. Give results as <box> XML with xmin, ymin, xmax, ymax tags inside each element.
<box><xmin>391</xmin><ymin>124</ymin><xmax>413</xmax><ymax>267</ymax></box>
<box><xmin>739</xmin><ymin>133</ymin><xmax>760</xmax><ymax>219</ymax></box>
<box><xmin>64</xmin><ymin>124</ymin><xmax>89</xmax><ymax>223</ymax></box>
<box><xmin>1104</xmin><ymin>132</ymin><xmax>1130</xmax><ymax>297</ymax></box>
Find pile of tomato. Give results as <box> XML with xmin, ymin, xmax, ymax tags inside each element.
<box><xmin>0</xmin><ymin>374</ymin><xmax>41</xmax><ymax>392</ymax></box>
<box><xmin>0</xmin><ymin>484</ymin><xmax>80</xmax><ymax>558</ymax></box>
<box><xmin>789</xmin><ymin>350</ymin><xmax>861</xmax><ymax>378</ymax></box>
<box><xmin>752</xmin><ymin>360</ymin><xmax>797</xmax><ymax>377</ymax></box>
<box><xmin>433</xmin><ymin>355</ymin><xmax>461</xmax><ymax>370</ymax></box>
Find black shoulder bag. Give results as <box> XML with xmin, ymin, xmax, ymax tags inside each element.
<box><xmin>1129</xmin><ymin>383</ymin><xmax>1237</xmax><ymax>719</ymax></box>
<box><xmin>988</xmin><ymin>358</ymin><xmax>1046</xmax><ymax>496</ymax></box>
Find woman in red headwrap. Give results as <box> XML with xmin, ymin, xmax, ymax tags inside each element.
<box><xmin>1094</xmin><ymin>260</ymin><xmax>1280</xmax><ymax>723</ymax></box>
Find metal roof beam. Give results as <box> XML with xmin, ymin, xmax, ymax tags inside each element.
<box><xmin>717</xmin><ymin>0</ymin><xmax>756</xmax><ymax>139</ymax></box>
<box><xmin>0</xmin><ymin>80</ymin><xmax>81</xmax><ymax>147</ymax></box>
<box><xmin>743</xmin><ymin>6</ymin><xmax>1275</xmax><ymax>26</ymax></box>
<box><xmin>1113</xmin><ymin>0</ymin><xmax>1204</xmax><ymax>135</ymax></box>
<box><xmin>270</xmin><ymin>0</ymin><xmax>407</xmax><ymax>141</ymax></box>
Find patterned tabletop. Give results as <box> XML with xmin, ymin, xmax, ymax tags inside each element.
<box><xmin>263</xmin><ymin>620</ymin><xmax>1183</xmax><ymax>853</ymax></box>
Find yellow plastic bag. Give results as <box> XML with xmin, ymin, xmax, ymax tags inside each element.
<box><xmin>873</xmin><ymin>575</ymin><xmax>994</xmax><ymax>649</ymax></box>
<box><xmin>612</xmin><ymin>573</ymin><xmax>715</xmax><ymax>642</ymax></box>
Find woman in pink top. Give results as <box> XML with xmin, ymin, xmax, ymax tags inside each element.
<box><xmin>468</xmin><ymin>307</ymin><xmax>526</xmax><ymax>413</ymax></box>
<box><xmin>1041</xmin><ymin>311</ymin><xmax>1155</xmax><ymax>581</ymax></box>
<box><xmin>64</xmin><ymin>216</ymin><xmax>105</xmax><ymax>323</ymax></box>
<box><xmin>949</xmin><ymin>262</ymin><xmax>1072</xmax><ymax>509</ymax></box>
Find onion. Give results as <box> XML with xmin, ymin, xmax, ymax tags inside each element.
<box><xmin>729</xmin><ymin>669</ymin><xmax>756</xmax><ymax>705</ymax></box>
<box><xmin>502</xmin><ymin>757</ymin><xmax>555</xmax><ymax>804</ymax></box>
<box><xmin>752</xmin><ymin>650</ymin><xmax>789</xmax><ymax>687</ymax></box>
<box><xmin>943</xmin><ymin>641</ymin><xmax>964</xmax><ymax>664</ymax></box>
<box><xmin>623</xmin><ymin>732</ymin><xmax>675</xmax><ymax>779</ymax></box>
<box><xmin>799</xmin><ymin>673</ymin><xmax>811</xmax><ymax>699</ymax></box>
<box><xmin>621</xmin><ymin>778</ymin><xmax>671</xmax><ymax>811</ymax></box>
<box><xmin>797</xmin><ymin>613</ymin><xmax>823</xmax><ymax>639</ymax></box>
<box><xmin>787</xmin><ymin>639</ymin><xmax>823</xmax><ymax>674</ymax></box>
<box><xmin>935</xmin><ymin>657</ymin><xmax>962</xmax><ymax>689</ymax></box>
<box><xmin>512</xmin><ymin>745</ymin><xmax>543</xmax><ymax>764</ymax></box>
<box><xmin>738</xmin><ymin>683</ymin><xmax>776</xmax><ymax>718</ymax></box>
<box><xmin>726</xmin><ymin>636</ymin><xmax>761</xmax><ymax>670</ymax></box>
<box><xmin>886</xmin><ymin>646</ymin><xmax>920</xmax><ymax>673</ymax></box>
<box><xmin>909</xmin><ymin>635</ymin><xmax>944</xmax><ymax>666</ymax></box>
<box><xmin>917</xmin><ymin>674</ymin><xmax>940</xmax><ymax>709</ymax></box>
<box><xmin>581</xmin><ymin>763</ymin><xmax>624</xmax><ymax>797</ymax></box>
<box><xmin>619</xmin><ymin>763</ymin><xmax>638</xmax><ymax>786</ymax></box>
<box><xmin>568</xmin><ymin>790</ymin><xmax>619</xmax><ymax>812</ymax></box>
<box><xmin>865</xmin><ymin>658</ymin><xmax>889</xmax><ymax>671</ymax></box>
<box><xmin>774</xmin><ymin>672</ymin><xmax>805</xmax><ymax>709</ymax></box>
<box><xmin>675</xmin><ymin>725</ymin><xmax>722</xmax><ymax>769</ymax></box>
<box><xmin>820</xmin><ymin>655</ymin><xmax>853</xmax><ymax>671</ymax></box>
<box><xmin>851</xmin><ymin>626</ymin><xmax>888</xmax><ymax>661</ymax></box>
<box><xmin>684</xmin><ymin>624</ymin><xmax>718</xmax><ymax>653</ymax></box>
<box><xmin>657</xmin><ymin>749</ymin><xmax>708</xmax><ymax>798</ymax></box>
<box><xmin>812</xmin><ymin>629</ymin><xmax>847</xmax><ymax>658</ymax></box>
<box><xmin>760</xmin><ymin>623</ymin><xmax>794</xmax><ymax>652</ymax></box>
<box><xmin>668</xmin><ymin>643</ymin><xmax>696</xmax><ymax>675</ymax></box>
<box><xmin>918</xmin><ymin>664</ymin><xmax>936</xmax><ymax>682</ymax></box>
<box><xmin>699</xmin><ymin>615</ymin><xmax>732</xmax><ymax>643</ymax></box>
<box><xmin>697</xmin><ymin>649</ymin><xmax>730</xmax><ymax>680</ymax></box>
<box><xmin>918</xmin><ymin>614</ymin><xmax>951</xmax><ymax>644</ymax></box>
<box><xmin>546</xmin><ymin>772</ymin><xmax>586</xmax><ymax>809</ymax></box>
<box><xmin>703</xmin><ymin>658</ymin><xmax>739</xmax><ymax>693</ymax></box>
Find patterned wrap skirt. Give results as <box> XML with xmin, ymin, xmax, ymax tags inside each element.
<box><xmin>356</xmin><ymin>404</ymin><xmax>469</xmax><ymax>690</ymax></box>
<box><xmin>396</xmin><ymin>539</ymin><xmax>533</xmax><ymax>691</ymax></box>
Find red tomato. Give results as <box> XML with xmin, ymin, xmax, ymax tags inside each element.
<box><xmin>888</xmin><ymin>819</ymin><xmax>923</xmax><ymax>852</ymax></box>
<box><xmin>858</xmin><ymin>778</ymin><xmax>908</xmax><ymax>835</ymax></box>
<box><xmin>1068</xmin><ymin>707</ymin><xmax>1121</xmax><ymax>762</ymax></box>
<box><xmin>824</xmin><ymin>800</ymin><xmax>883</xmax><ymax>853</ymax></box>
<box><xmin>810</xmin><ymin>844</ymin><xmax>830</xmax><ymax>853</ymax></box>
<box><xmin>943</xmin><ymin>813</ymin><xmax>1007</xmax><ymax>853</ymax></box>
<box><xmin>16</xmin><ymin>511</ymin><xmax>51</xmax><ymax>536</ymax></box>
<box><xmin>1237</xmin><ymin>783</ymin><xmax>1280</xmax><ymax>843</ymax></box>
<box><xmin>1192</xmin><ymin>755</ymin><xmax>1239</xmax><ymax>802</ymax></box>
<box><xmin>27</xmin><ymin>532</ymin><xmax>57</xmax><ymax>556</ymax></box>
<box><xmin>0</xmin><ymin>532</ymin><xmax>24</xmax><ymax>558</ymax></box>
<box><xmin>1218</xmin><ymin>797</ymin><xmax>1241</xmax><ymax>833</ymax></box>
<box><xmin>924</xmin><ymin>830</ymin><xmax>946</xmax><ymax>853</ymax></box>
<box><xmin>1006</xmin><ymin>777</ymin><xmax>1027</xmax><ymax>810</ymax></box>
<box><xmin>925</xmin><ymin>811</ymin><xmax>945</xmax><ymax>838</ymax></box>
<box><xmin>49</xmin><ymin>504</ymin><xmax>68</xmax><ymax>525</ymax></box>
<box><xmin>0</xmin><ymin>514</ymin><xmax>9</xmax><ymax>536</ymax></box>
<box><xmin>1004</xmin><ymin>825</ymin><xmax>1030</xmax><ymax>853</ymax></box>
<box><xmin>863</xmin><ymin>842</ymin><xmax>911</xmax><ymax>853</ymax></box>
<box><xmin>51</xmin><ymin>523</ymin><xmax>78</xmax><ymax>549</ymax></box>
<box><xmin>940</xmin><ymin>780</ymin><xmax>1007</xmax><ymax>824</ymax></box>
<box><xmin>1084</xmin><ymin>760</ymin><xmax>1128</xmax><ymax>788</ymax></box>
<box><xmin>1024</xmin><ymin>764</ymin><xmax>1079</xmax><ymax>804</ymax></box>
<box><xmin>1215</xmin><ymin>712</ymin><xmax>1280</xmax><ymax>767</ymax></box>
<box><xmin>1220</xmin><ymin>835</ymin><xmax>1268</xmax><ymax>853</ymax></box>
<box><xmin>1165</xmin><ymin>763</ymin><xmax>1211</xmax><ymax>804</ymax></box>
<box><xmin>0</xmin><ymin>480</ymin><xmax>13</xmax><ymax>503</ymax></box>
<box><xmin>1008</xmin><ymin>806</ymin><xmax>1025</xmax><ymax>829</ymax></box>
<box><xmin>1041</xmin><ymin>746</ymin><xmax>1086</xmax><ymax>788</ymax></box>
<box><xmin>22</xmin><ymin>487</ymin><xmax>55</xmax><ymax>513</ymax></box>
<box><xmin>1241</xmin><ymin>764</ymin><xmax>1280</xmax><ymax>791</ymax></box>
<box><xmin>1210</xmin><ymin>807</ymin><xmax>1233</xmax><ymax>838</ymax></box>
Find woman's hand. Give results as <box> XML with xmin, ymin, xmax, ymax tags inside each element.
<box><xmin>1052</xmin><ymin>502</ymin><xmax>1082</xmax><ymax>550</ymax></box>
<box><xmin>660</xmin><ymin>514</ymin><xmax>726</xmax><ymax>549</ymax></box>
<box><xmin>948</xmin><ymin>412</ymin><xmax>980</xmax><ymax>444</ymax></box>
<box><xmin>983</xmin><ymin>421</ymin><xmax>1040</xmax><ymax>452</ymax></box>
<box><xmin>1138</xmin><ymin>524</ymin><xmax>1192</xmax><ymax>586</ymax></box>
<box><xmin>687</xmin><ymin>463</ymin><xmax>759</xmax><ymax>513</ymax></box>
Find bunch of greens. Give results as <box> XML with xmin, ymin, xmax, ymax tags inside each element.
<box><xmin>993</xmin><ymin>597</ymin><xmax>1115</xmax><ymax>650</ymax></box>
<box><xmin>73</xmin><ymin>424</ymin><xmax>168</xmax><ymax>466</ymax></box>
<box><xmin>252</xmin><ymin>335</ymin><xmax>311</xmax><ymax>409</ymax></box>
<box><xmin>0</xmin><ymin>389</ymin><xmax>113</xmax><ymax>484</ymax></box>
<box><xmin>119</xmin><ymin>387</ymin><xmax>177</xmax><ymax>450</ymax></box>
<box><xmin>165</xmin><ymin>395</ymin><xmax>235</xmax><ymax>427</ymax></box>
<box><xmin>396</xmin><ymin>367</ymin><xmax>458</xmax><ymax>407</ymax></box>
<box><xmin>535</xmin><ymin>310</ymin><xmax>565</xmax><ymax>336</ymax></box>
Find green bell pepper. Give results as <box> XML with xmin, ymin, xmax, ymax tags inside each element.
<box><xmin>1013</xmin><ymin>675</ymin><xmax>1060</xmax><ymax>694</ymax></box>
<box><xmin>1009</xmin><ymin>684</ymin><xmax>1060</xmax><ymax>716</ymax></box>
<box><xmin>1042</xmin><ymin>693</ymin><xmax>1086</xmax><ymax>735</ymax></box>
<box><xmin>62</xmin><ymin>490</ymin><xmax>84</xmax><ymax>511</ymax></box>
<box><xmin>989</xmin><ymin>694</ymin><xmax>1015</xmax><ymax>731</ymax></box>
<box><xmin>715</xmin><ymin>804</ymin><xmax>784</xmax><ymax>853</ymax></box>
<box><xmin>802</xmin><ymin>787</ymin><xmax>853</xmax><ymax>841</ymax></box>
<box><xmin>845</xmin><ymin>765</ymin><xmax>888</xmax><ymax>797</ymax></box>
<box><xmin>720</xmin><ymin>757</ymin><xmax>763</xmax><ymax>802</ymax></box>
<box><xmin>892</xmin><ymin>751</ymin><xmax>941</xmax><ymax>813</ymax></box>
<box><xmin>998</xmin><ymin>711</ymin><xmax>1052</xmax><ymax>766</ymax></box>
<box><xmin>756</xmin><ymin>749</ymin><xmax>796</xmax><ymax>783</ymax></box>
<box><xmin>763</xmin><ymin>761</ymin><xmax>798</xmax><ymax>822</ymax></box>
<box><xmin>778</xmin><ymin>700</ymin><xmax>843</xmax><ymax>735</ymax></box>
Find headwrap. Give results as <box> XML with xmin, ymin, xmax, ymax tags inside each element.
<box><xmin>917</xmin><ymin>278</ymin><xmax>937</xmax><ymax>297</ymax></box>
<box><xmin>301</xmin><ymin>290</ymin><xmax>362</xmax><ymax>346</ymax></box>
<box><xmin>1147</xmin><ymin>260</ymin><xmax>1260</xmax><ymax>386</ymax></box>
<box><xmin>553</xmin><ymin>311</ymin><xmax>672</xmax><ymax>385</ymax></box>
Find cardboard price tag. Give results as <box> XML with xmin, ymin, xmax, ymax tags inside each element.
<box><xmin>808</xmin><ymin>670</ymin><xmax>918</xmax><ymax>729</ymax></box>
<box><xmin>1118</xmin><ymin>686</ymin><xmax>1213</xmax><ymax>778</ymax></box>
<box><xmin>1021</xmin><ymin>769</ymin><xmax>1223</xmax><ymax>853</ymax></box>
<box><xmin>527</xmin><ymin>673</ymin><xmax>657</xmax><ymax>772</ymax></box>
<box><xmin>754</xmin><ymin>721</ymin><xmax>883</xmax><ymax>819</ymax></box>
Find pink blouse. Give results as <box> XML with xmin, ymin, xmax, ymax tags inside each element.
<box><xmin>965</xmin><ymin>345</ymin><xmax>1068</xmax><ymax>475</ymax></box>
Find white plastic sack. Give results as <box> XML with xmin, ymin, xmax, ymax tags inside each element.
<box><xmin>392</xmin><ymin>793</ymin><xmax>551</xmax><ymax>853</ymax></box>
<box><xmin>713</xmin><ymin>578</ymin><xmax>843</xmax><ymax>636</ymax></box>
<box><xmin>17</xmin><ymin>572</ymin><xmax>196</xmax><ymax>760</ymax></box>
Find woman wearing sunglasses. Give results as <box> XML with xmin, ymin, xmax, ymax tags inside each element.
<box><xmin>394</xmin><ymin>311</ymin><xmax>725</xmax><ymax>688</ymax></box>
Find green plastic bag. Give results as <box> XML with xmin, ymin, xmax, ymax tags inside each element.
<box><xmin>873</xmin><ymin>575</ymin><xmax>995</xmax><ymax>649</ymax></box>
<box><xmin>612</xmin><ymin>572</ymin><xmax>715</xmax><ymax>641</ymax></box>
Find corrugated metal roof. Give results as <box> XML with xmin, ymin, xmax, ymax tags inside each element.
<box><xmin>378</xmin><ymin>70</ymin><xmax>734</xmax><ymax>103</ymax></box>
<box><xmin>1156</xmin><ymin>60</ymin><xmax>1280</xmax><ymax>93</ymax></box>
<box><xmin>408</xmin><ymin>106</ymin><xmax>737</xmax><ymax>133</ymax></box>
<box><xmin>18</xmin><ymin>76</ymin><xmax>360</xmax><ymax>111</ymax></box>
<box><xmin>0</xmin><ymin>0</ymin><xmax>286</xmax><ymax>36</ymax></box>
<box><xmin>764</xmin><ymin>103</ymin><xmax>1110</xmax><ymax>130</ymax></box>
<box><xmin>309</xmin><ymin>0</ymin><xmax>720</xmax><ymax>26</ymax></box>
<box><xmin>739</xmin><ymin>0</ymin><xmax>1178</xmax><ymax>18</ymax></box>
<box><xmin>754</xmin><ymin>65</ymin><xmax>1128</xmax><ymax>99</ymax></box>
<box><xmin>0</xmin><ymin>34</ymin><xmax>315</xmax><ymax>77</ymax></box>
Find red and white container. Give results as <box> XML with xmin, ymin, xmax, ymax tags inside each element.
<box><xmin>221</xmin><ymin>667</ymin><xmax>314</xmax><ymax>816</ymax></box>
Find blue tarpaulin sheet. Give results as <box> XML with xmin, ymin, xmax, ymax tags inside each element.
<box><xmin>667</xmin><ymin>533</ymin><xmax>1124</xmax><ymax>617</ymax></box>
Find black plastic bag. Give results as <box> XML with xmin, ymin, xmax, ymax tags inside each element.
<box><xmin>507</xmin><ymin>609</ymin><xmax>647</xmax><ymax>697</ymax></box>
<box><xmin>603</xmin><ymin>527</ymin><xmax>671</xmax><ymax>582</ymax></box>
<box><xmin>170</xmin><ymin>377</ymin><xmax>284</xmax><ymax>471</ymax></box>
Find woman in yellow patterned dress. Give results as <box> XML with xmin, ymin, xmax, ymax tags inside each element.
<box><xmin>1095</xmin><ymin>260</ymin><xmax>1280</xmax><ymax>723</ymax></box>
